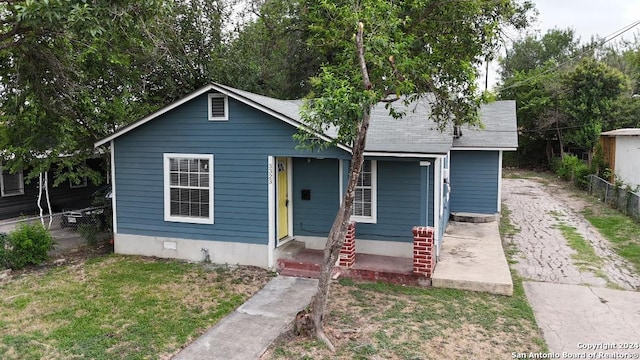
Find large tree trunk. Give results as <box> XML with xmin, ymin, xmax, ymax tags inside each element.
<box><xmin>308</xmin><ymin>22</ymin><xmax>372</xmax><ymax>352</ymax></box>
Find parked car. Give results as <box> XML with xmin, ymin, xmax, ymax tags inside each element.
<box><xmin>61</xmin><ymin>186</ymin><xmax>112</xmax><ymax>230</ymax></box>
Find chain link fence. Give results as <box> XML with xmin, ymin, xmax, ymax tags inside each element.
<box><xmin>0</xmin><ymin>206</ymin><xmax>112</xmax><ymax>255</ymax></box>
<box><xmin>588</xmin><ymin>175</ymin><xmax>640</xmax><ymax>221</ymax></box>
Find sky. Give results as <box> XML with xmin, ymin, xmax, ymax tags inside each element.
<box><xmin>484</xmin><ymin>0</ymin><xmax>640</xmax><ymax>89</ymax></box>
<box><xmin>532</xmin><ymin>0</ymin><xmax>640</xmax><ymax>43</ymax></box>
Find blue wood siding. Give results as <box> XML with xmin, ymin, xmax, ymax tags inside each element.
<box><xmin>449</xmin><ymin>151</ymin><xmax>499</xmax><ymax>214</ymax></box>
<box><xmin>293</xmin><ymin>159</ymin><xmax>432</xmax><ymax>242</ymax></box>
<box><xmin>292</xmin><ymin>158</ymin><xmax>340</xmax><ymax>236</ymax></box>
<box><xmin>356</xmin><ymin>160</ymin><xmax>425</xmax><ymax>242</ymax></box>
<box><xmin>114</xmin><ymin>94</ymin><xmax>347</xmax><ymax>244</ymax></box>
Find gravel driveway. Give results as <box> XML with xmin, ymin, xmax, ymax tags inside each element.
<box><xmin>502</xmin><ymin>177</ymin><xmax>640</xmax><ymax>354</ymax></box>
<box><xmin>503</xmin><ymin>177</ymin><xmax>640</xmax><ymax>290</ymax></box>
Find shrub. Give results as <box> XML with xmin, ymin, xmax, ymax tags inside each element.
<box><xmin>554</xmin><ymin>154</ymin><xmax>592</xmax><ymax>188</ymax></box>
<box><xmin>0</xmin><ymin>222</ymin><xmax>54</xmax><ymax>270</ymax></box>
<box><xmin>0</xmin><ymin>232</ymin><xmax>10</xmax><ymax>269</ymax></box>
<box><xmin>573</xmin><ymin>162</ymin><xmax>591</xmax><ymax>189</ymax></box>
<box><xmin>555</xmin><ymin>155</ymin><xmax>580</xmax><ymax>181</ymax></box>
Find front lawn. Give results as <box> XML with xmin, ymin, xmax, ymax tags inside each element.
<box><xmin>263</xmin><ymin>276</ymin><xmax>545</xmax><ymax>359</ymax></box>
<box><xmin>0</xmin><ymin>255</ymin><xmax>272</xmax><ymax>359</ymax></box>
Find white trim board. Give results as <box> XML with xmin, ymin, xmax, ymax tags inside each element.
<box><xmin>110</xmin><ymin>141</ymin><xmax>118</xmax><ymax>234</ymax></box>
<box><xmin>450</xmin><ymin>147</ymin><xmax>517</xmax><ymax>151</ymax></box>
<box><xmin>363</xmin><ymin>151</ymin><xmax>447</xmax><ymax>158</ymax></box>
<box><xmin>497</xmin><ymin>150</ymin><xmax>503</xmax><ymax>213</ymax></box>
<box><xmin>267</xmin><ymin>156</ymin><xmax>276</xmax><ymax>268</ymax></box>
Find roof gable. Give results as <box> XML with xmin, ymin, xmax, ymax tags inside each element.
<box><xmin>95</xmin><ymin>84</ymin><xmax>518</xmax><ymax>154</ymax></box>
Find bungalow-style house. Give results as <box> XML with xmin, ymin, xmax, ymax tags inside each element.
<box><xmin>95</xmin><ymin>84</ymin><xmax>517</xmax><ymax>269</ymax></box>
<box><xmin>600</xmin><ymin>128</ymin><xmax>640</xmax><ymax>188</ymax></box>
<box><xmin>0</xmin><ymin>159</ymin><xmax>104</xmax><ymax>219</ymax></box>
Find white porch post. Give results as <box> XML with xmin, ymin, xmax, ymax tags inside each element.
<box><xmin>267</xmin><ymin>156</ymin><xmax>276</xmax><ymax>268</ymax></box>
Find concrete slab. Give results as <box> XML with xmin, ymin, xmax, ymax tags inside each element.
<box><xmin>172</xmin><ymin>276</ymin><xmax>318</xmax><ymax>360</ymax></box>
<box><xmin>524</xmin><ymin>281</ymin><xmax>640</xmax><ymax>354</ymax></box>
<box><xmin>450</xmin><ymin>212</ymin><xmax>498</xmax><ymax>223</ymax></box>
<box><xmin>432</xmin><ymin>221</ymin><xmax>513</xmax><ymax>296</ymax></box>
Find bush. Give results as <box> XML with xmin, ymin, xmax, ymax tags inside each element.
<box><xmin>554</xmin><ymin>154</ymin><xmax>592</xmax><ymax>189</ymax></box>
<box><xmin>0</xmin><ymin>232</ymin><xmax>9</xmax><ymax>269</ymax></box>
<box><xmin>573</xmin><ymin>162</ymin><xmax>591</xmax><ymax>189</ymax></box>
<box><xmin>0</xmin><ymin>222</ymin><xmax>54</xmax><ymax>270</ymax></box>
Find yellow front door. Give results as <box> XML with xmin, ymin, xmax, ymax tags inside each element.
<box><xmin>277</xmin><ymin>158</ymin><xmax>289</xmax><ymax>240</ymax></box>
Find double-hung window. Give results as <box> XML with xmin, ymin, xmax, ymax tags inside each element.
<box><xmin>351</xmin><ymin>160</ymin><xmax>377</xmax><ymax>223</ymax></box>
<box><xmin>164</xmin><ymin>154</ymin><xmax>214</xmax><ymax>224</ymax></box>
<box><xmin>0</xmin><ymin>164</ymin><xmax>24</xmax><ymax>197</ymax></box>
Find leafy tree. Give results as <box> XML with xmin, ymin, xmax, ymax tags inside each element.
<box><xmin>0</xmin><ymin>1</ymin><xmax>235</xmax><ymax>189</ymax></box>
<box><xmin>295</xmin><ymin>0</ymin><xmax>532</xmax><ymax>349</ymax></box>
<box><xmin>601</xmin><ymin>40</ymin><xmax>640</xmax><ymax>130</ymax></box>
<box><xmin>219</xmin><ymin>0</ymin><xmax>326</xmax><ymax>99</ymax></box>
<box><xmin>499</xmin><ymin>28</ymin><xmax>580</xmax><ymax>82</ymax></box>
<box><xmin>561</xmin><ymin>58</ymin><xmax>627</xmax><ymax>161</ymax></box>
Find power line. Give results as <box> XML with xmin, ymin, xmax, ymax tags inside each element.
<box><xmin>498</xmin><ymin>19</ymin><xmax>640</xmax><ymax>93</ymax></box>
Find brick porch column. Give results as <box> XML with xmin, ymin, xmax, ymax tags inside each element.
<box><xmin>412</xmin><ymin>226</ymin><xmax>435</xmax><ymax>277</ymax></box>
<box><xmin>339</xmin><ymin>221</ymin><xmax>356</xmax><ymax>268</ymax></box>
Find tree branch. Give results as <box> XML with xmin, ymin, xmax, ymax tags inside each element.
<box><xmin>355</xmin><ymin>22</ymin><xmax>371</xmax><ymax>90</ymax></box>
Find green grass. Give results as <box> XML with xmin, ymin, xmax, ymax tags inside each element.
<box><xmin>546</xmin><ymin>209</ymin><xmax>608</xmax><ymax>281</ymax></box>
<box><xmin>583</xmin><ymin>207</ymin><xmax>640</xmax><ymax>274</ymax></box>
<box><xmin>500</xmin><ymin>204</ymin><xmax>521</xmax><ymax>263</ymax></box>
<box><xmin>266</xmin><ymin>278</ymin><xmax>546</xmax><ymax>360</ymax></box>
<box><xmin>0</xmin><ymin>255</ymin><xmax>271</xmax><ymax>359</ymax></box>
<box><xmin>265</xmin><ymin>205</ymin><xmax>547</xmax><ymax>359</ymax></box>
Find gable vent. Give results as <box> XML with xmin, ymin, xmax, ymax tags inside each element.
<box><xmin>208</xmin><ymin>93</ymin><xmax>228</xmax><ymax>121</ymax></box>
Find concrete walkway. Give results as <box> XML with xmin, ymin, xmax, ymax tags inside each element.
<box><xmin>524</xmin><ymin>282</ymin><xmax>640</xmax><ymax>353</ymax></box>
<box><xmin>432</xmin><ymin>221</ymin><xmax>513</xmax><ymax>296</ymax></box>
<box><xmin>172</xmin><ymin>276</ymin><xmax>318</xmax><ymax>360</ymax></box>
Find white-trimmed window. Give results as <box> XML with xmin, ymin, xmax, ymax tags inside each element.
<box><xmin>208</xmin><ymin>93</ymin><xmax>228</xmax><ymax>121</ymax></box>
<box><xmin>0</xmin><ymin>164</ymin><xmax>24</xmax><ymax>197</ymax></box>
<box><xmin>164</xmin><ymin>154</ymin><xmax>214</xmax><ymax>224</ymax></box>
<box><xmin>351</xmin><ymin>160</ymin><xmax>377</xmax><ymax>223</ymax></box>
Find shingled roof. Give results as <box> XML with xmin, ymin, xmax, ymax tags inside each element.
<box><xmin>96</xmin><ymin>84</ymin><xmax>518</xmax><ymax>154</ymax></box>
<box><xmin>452</xmin><ymin>100</ymin><xmax>518</xmax><ymax>150</ymax></box>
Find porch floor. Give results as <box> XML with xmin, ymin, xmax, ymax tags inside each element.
<box><xmin>277</xmin><ymin>249</ymin><xmax>431</xmax><ymax>287</ymax></box>
<box><xmin>277</xmin><ymin>219</ymin><xmax>513</xmax><ymax>295</ymax></box>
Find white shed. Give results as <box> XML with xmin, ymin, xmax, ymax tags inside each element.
<box><xmin>600</xmin><ymin>128</ymin><xmax>640</xmax><ymax>188</ymax></box>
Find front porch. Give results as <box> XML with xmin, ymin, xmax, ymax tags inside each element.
<box><xmin>276</xmin><ymin>219</ymin><xmax>514</xmax><ymax>296</ymax></box>
<box><xmin>276</xmin><ymin>223</ymin><xmax>436</xmax><ymax>287</ymax></box>
<box><xmin>278</xmin><ymin>248</ymin><xmax>432</xmax><ymax>287</ymax></box>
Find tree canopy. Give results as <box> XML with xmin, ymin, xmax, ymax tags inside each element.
<box><xmin>0</xmin><ymin>0</ymin><xmax>231</xmax><ymax>185</ymax></box>
<box><xmin>498</xmin><ymin>28</ymin><xmax>638</xmax><ymax>167</ymax></box>
<box><xmin>291</xmin><ymin>0</ymin><xmax>532</xmax><ymax>349</ymax></box>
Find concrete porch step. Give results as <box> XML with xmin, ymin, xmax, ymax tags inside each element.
<box><xmin>277</xmin><ymin>249</ymin><xmax>431</xmax><ymax>287</ymax></box>
<box><xmin>450</xmin><ymin>212</ymin><xmax>497</xmax><ymax>223</ymax></box>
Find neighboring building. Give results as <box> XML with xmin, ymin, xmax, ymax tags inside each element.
<box><xmin>95</xmin><ymin>84</ymin><xmax>517</xmax><ymax>269</ymax></box>
<box><xmin>0</xmin><ymin>159</ymin><xmax>104</xmax><ymax>219</ymax></box>
<box><xmin>600</xmin><ymin>128</ymin><xmax>640</xmax><ymax>188</ymax></box>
